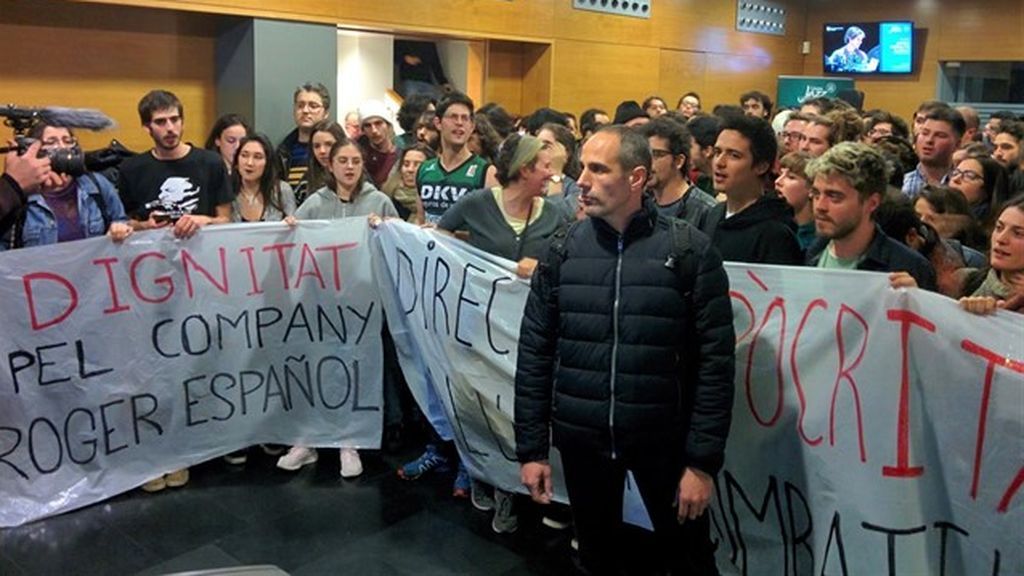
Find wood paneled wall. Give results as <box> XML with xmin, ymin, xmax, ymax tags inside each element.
<box><xmin>69</xmin><ymin>0</ymin><xmax>808</xmax><ymax>118</ymax></box>
<box><xmin>9</xmin><ymin>0</ymin><xmax>1018</xmax><ymax>142</ymax></box>
<box><xmin>0</xmin><ymin>0</ymin><xmax>218</xmax><ymax>153</ymax></box>
<box><xmin>802</xmin><ymin>0</ymin><xmax>1024</xmax><ymax>120</ymax></box>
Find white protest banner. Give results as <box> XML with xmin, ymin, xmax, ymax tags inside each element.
<box><xmin>714</xmin><ymin>265</ymin><xmax>1022</xmax><ymax>576</ymax></box>
<box><xmin>0</xmin><ymin>220</ymin><xmax>382</xmax><ymax>527</ymax></box>
<box><xmin>376</xmin><ymin>223</ymin><xmax>1023</xmax><ymax>575</ymax></box>
<box><xmin>373</xmin><ymin>221</ymin><xmax>566</xmax><ymax>495</ymax></box>
<box><xmin>3</xmin><ymin>218</ymin><xmax>1022</xmax><ymax>576</ymax></box>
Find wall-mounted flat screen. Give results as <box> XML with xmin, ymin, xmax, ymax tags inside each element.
<box><xmin>823</xmin><ymin>21</ymin><xmax>914</xmax><ymax>74</ymax></box>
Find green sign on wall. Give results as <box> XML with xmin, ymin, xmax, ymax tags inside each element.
<box><xmin>777</xmin><ymin>75</ymin><xmax>855</xmax><ymax>108</ymax></box>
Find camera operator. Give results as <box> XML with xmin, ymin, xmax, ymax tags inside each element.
<box><xmin>1</xmin><ymin>141</ymin><xmax>54</xmax><ymax>225</ymax></box>
<box><xmin>1</xmin><ymin>124</ymin><xmax>131</xmax><ymax>250</ymax></box>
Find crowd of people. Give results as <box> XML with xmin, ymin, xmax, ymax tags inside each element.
<box><xmin>2</xmin><ymin>82</ymin><xmax>1022</xmax><ymax>575</ymax></box>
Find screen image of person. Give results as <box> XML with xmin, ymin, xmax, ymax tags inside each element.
<box><xmin>825</xmin><ymin>26</ymin><xmax>877</xmax><ymax>73</ymax></box>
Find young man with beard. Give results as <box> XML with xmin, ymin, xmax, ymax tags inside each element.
<box><xmin>639</xmin><ymin>117</ymin><xmax>716</xmax><ymax>228</ymax></box>
<box><xmin>119</xmin><ymin>89</ymin><xmax>232</xmax><ymax>240</ymax></box>
<box><xmin>807</xmin><ymin>142</ymin><xmax>937</xmax><ymax>291</ymax></box>
<box><xmin>357</xmin><ymin>100</ymin><xmax>399</xmax><ymax>189</ymax></box>
<box><xmin>416</xmin><ymin>92</ymin><xmax>497</xmax><ymax>224</ymax></box>
<box><xmin>902</xmin><ymin>106</ymin><xmax>964</xmax><ymax>197</ymax></box>
<box><xmin>992</xmin><ymin>120</ymin><xmax>1024</xmax><ymax>195</ymax></box>
<box><xmin>117</xmin><ymin>89</ymin><xmax>232</xmax><ymax>492</ymax></box>
<box><xmin>699</xmin><ymin>114</ymin><xmax>803</xmax><ymax>265</ymax></box>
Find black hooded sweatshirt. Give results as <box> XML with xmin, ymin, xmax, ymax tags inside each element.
<box><xmin>700</xmin><ymin>193</ymin><xmax>804</xmax><ymax>265</ymax></box>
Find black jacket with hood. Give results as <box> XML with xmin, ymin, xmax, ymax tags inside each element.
<box><xmin>700</xmin><ymin>193</ymin><xmax>804</xmax><ymax>265</ymax></box>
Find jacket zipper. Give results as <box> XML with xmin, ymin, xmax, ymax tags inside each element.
<box><xmin>609</xmin><ymin>234</ymin><xmax>624</xmax><ymax>460</ymax></box>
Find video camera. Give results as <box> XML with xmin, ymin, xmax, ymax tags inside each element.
<box><xmin>0</xmin><ymin>104</ymin><xmax>116</xmax><ymax>177</ymax></box>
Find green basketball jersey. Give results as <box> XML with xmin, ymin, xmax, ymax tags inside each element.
<box><xmin>417</xmin><ymin>154</ymin><xmax>490</xmax><ymax>223</ymax></box>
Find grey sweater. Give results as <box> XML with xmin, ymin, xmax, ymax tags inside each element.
<box><xmin>295</xmin><ymin>182</ymin><xmax>398</xmax><ymax>220</ymax></box>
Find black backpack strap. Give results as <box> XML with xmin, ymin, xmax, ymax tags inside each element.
<box><xmin>543</xmin><ymin>220</ymin><xmax>581</xmax><ymax>289</ymax></box>
<box><xmin>666</xmin><ymin>218</ymin><xmax>698</xmax><ymax>298</ymax></box>
<box><xmin>84</xmin><ymin>173</ymin><xmax>112</xmax><ymax>233</ymax></box>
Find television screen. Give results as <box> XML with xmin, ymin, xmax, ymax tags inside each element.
<box><xmin>823</xmin><ymin>21</ymin><xmax>914</xmax><ymax>74</ymax></box>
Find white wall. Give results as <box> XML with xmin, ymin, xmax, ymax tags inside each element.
<box><xmin>336</xmin><ymin>29</ymin><xmax>396</xmax><ymax>128</ymax></box>
<box><xmin>335</xmin><ymin>31</ymin><xmax>472</xmax><ymax>135</ymax></box>
<box><xmin>436</xmin><ymin>39</ymin><xmax>469</xmax><ymax>93</ymax></box>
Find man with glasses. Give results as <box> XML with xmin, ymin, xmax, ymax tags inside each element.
<box><xmin>862</xmin><ymin>110</ymin><xmax>909</xmax><ymax>145</ymax></box>
<box><xmin>416</xmin><ymin>91</ymin><xmax>496</xmax><ymax>224</ymax></box>
<box><xmin>398</xmin><ymin>92</ymin><xmax>497</xmax><ymax>499</ymax></box>
<box><xmin>639</xmin><ymin>117</ymin><xmax>716</xmax><ymax>228</ymax></box>
<box><xmin>276</xmin><ymin>82</ymin><xmax>331</xmax><ymax>200</ymax></box>
<box><xmin>780</xmin><ymin>112</ymin><xmax>809</xmax><ymax>154</ymax></box>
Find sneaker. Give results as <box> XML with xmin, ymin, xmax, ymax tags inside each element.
<box><xmin>340</xmin><ymin>448</ymin><xmax>363</xmax><ymax>478</ymax></box>
<box><xmin>491</xmin><ymin>488</ymin><xmax>518</xmax><ymax>534</ymax></box>
<box><xmin>261</xmin><ymin>444</ymin><xmax>286</xmax><ymax>456</ymax></box>
<box><xmin>165</xmin><ymin>468</ymin><xmax>189</xmax><ymax>488</ymax></box>
<box><xmin>571</xmin><ymin>537</ymin><xmax>579</xmax><ymax>551</ymax></box>
<box><xmin>397</xmin><ymin>444</ymin><xmax>449</xmax><ymax>480</ymax></box>
<box><xmin>141</xmin><ymin>475</ymin><xmax>166</xmax><ymax>493</ymax></box>
<box><xmin>223</xmin><ymin>450</ymin><xmax>248</xmax><ymax>465</ymax></box>
<box><xmin>542</xmin><ymin>515</ymin><xmax>572</xmax><ymax>530</ymax></box>
<box><xmin>452</xmin><ymin>461</ymin><xmax>471</xmax><ymax>498</ymax></box>
<box><xmin>277</xmin><ymin>446</ymin><xmax>318</xmax><ymax>471</ymax></box>
<box><xmin>471</xmin><ymin>479</ymin><xmax>495</xmax><ymax>511</ymax></box>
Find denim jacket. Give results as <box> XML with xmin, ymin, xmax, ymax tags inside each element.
<box><xmin>1</xmin><ymin>173</ymin><xmax>126</xmax><ymax>250</ymax></box>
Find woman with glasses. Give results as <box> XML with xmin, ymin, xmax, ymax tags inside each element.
<box><xmin>949</xmin><ymin>155</ymin><xmax>1012</xmax><ymax>234</ymax></box>
<box><xmin>2</xmin><ymin>123</ymin><xmax>131</xmax><ymax>250</ymax></box>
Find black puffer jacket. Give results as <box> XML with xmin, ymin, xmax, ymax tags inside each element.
<box><xmin>514</xmin><ymin>202</ymin><xmax>736</xmax><ymax>475</ymax></box>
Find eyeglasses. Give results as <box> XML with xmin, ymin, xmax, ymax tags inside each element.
<box><xmin>868</xmin><ymin>128</ymin><xmax>892</xmax><ymax>138</ymax></box>
<box><xmin>950</xmin><ymin>168</ymin><xmax>983</xmax><ymax>182</ymax></box>
<box><xmin>295</xmin><ymin>101</ymin><xmax>324</xmax><ymax>111</ymax></box>
<box><xmin>40</xmin><ymin>137</ymin><xmax>78</xmax><ymax>148</ymax></box>
<box><xmin>782</xmin><ymin>131</ymin><xmax>804</xmax><ymax>141</ymax></box>
<box><xmin>650</xmin><ymin>149</ymin><xmax>675</xmax><ymax>159</ymax></box>
<box><xmin>442</xmin><ymin>113</ymin><xmax>472</xmax><ymax>124</ymax></box>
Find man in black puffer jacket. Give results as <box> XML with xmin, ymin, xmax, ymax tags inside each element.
<box><xmin>515</xmin><ymin>126</ymin><xmax>736</xmax><ymax>576</ymax></box>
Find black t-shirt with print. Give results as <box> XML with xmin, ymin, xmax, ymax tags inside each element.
<box><xmin>118</xmin><ymin>146</ymin><xmax>233</xmax><ymax>220</ymax></box>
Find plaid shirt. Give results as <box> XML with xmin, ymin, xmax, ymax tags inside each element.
<box><xmin>901</xmin><ymin>164</ymin><xmax>950</xmax><ymax>198</ymax></box>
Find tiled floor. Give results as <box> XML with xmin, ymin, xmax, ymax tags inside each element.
<box><xmin>0</xmin><ymin>445</ymin><xmax>595</xmax><ymax>575</ymax></box>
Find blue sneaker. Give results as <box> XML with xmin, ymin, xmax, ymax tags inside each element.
<box><xmin>397</xmin><ymin>444</ymin><xmax>449</xmax><ymax>480</ymax></box>
<box><xmin>452</xmin><ymin>460</ymin><xmax>471</xmax><ymax>498</ymax></box>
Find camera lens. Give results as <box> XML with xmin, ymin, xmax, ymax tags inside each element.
<box><xmin>47</xmin><ymin>148</ymin><xmax>86</xmax><ymax>176</ymax></box>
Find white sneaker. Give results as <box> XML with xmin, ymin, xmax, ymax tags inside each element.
<box><xmin>276</xmin><ymin>446</ymin><xmax>318</xmax><ymax>471</ymax></box>
<box><xmin>340</xmin><ymin>448</ymin><xmax>363</xmax><ymax>478</ymax></box>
